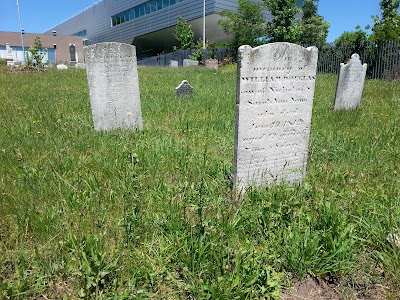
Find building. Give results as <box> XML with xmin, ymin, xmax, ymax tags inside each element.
<box><xmin>45</xmin><ymin>0</ymin><xmax>304</xmax><ymax>58</ymax></box>
<box><xmin>0</xmin><ymin>31</ymin><xmax>84</xmax><ymax>65</ymax></box>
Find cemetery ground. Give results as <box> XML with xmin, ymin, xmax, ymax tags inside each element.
<box><xmin>0</xmin><ymin>65</ymin><xmax>399</xmax><ymax>300</ymax></box>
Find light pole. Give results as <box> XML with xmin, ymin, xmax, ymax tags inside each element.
<box><xmin>16</xmin><ymin>0</ymin><xmax>25</xmax><ymax>63</ymax></box>
<box><xmin>203</xmin><ymin>0</ymin><xmax>205</xmax><ymax>49</ymax></box>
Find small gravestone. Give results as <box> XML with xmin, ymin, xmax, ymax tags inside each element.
<box><xmin>205</xmin><ymin>59</ymin><xmax>218</xmax><ymax>69</ymax></box>
<box><xmin>170</xmin><ymin>60</ymin><xmax>179</xmax><ymax>67</ymax></box>
<box><xmin>334</xmin><ymin>53</ymin><xmax>367</xmax><ymax>110</ymax></box>
<box><xmin>183</xmin><ymin>59</ymin><xmax>199</xmax><ymax>67</ymax></box>
<box><xmin>175</xmin><ymin>80</ymin><xmax>193</xmax><ymax>97</ymax></box>
<box><xmin>84</xmin><ymin>42</ymin><xmax>143</xmax><ymax>131</ymax></box>
<box><xmin>234</xmin><ymin>43</ymin><xmax>318</xmax><ymax>191</ymax></box>
<box><xmin>6</xmin><ymin>44</ymin><xmax>14</xmax><ymax>66</ymax></box>
<box><xmin>56</xmin><ymin>63</ymin><xmax>68</xmax><ymax>70</ymax></box>
<box><xmin>75</xmin><ymin>63</ymin><xmax>86</xmax><ymax>69</ymax></box>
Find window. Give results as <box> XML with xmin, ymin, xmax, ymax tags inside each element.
<box><xmin>145</xmin><ymin>2</ymin><xmax>151</xmax><ymax>14</ymax></box>
<box><xmin>111</xmin><ymin>0</ymin><xmax>185</xmax><ymax>26</ymax></box>
<box><xmin>150</xmin><ymin>0</ymin><xmax>157</xmax><ymax>12</ymax></box>
<box><xmin>72</xmin><ymin>29</ymin><xmax>87</xmax><ymax>37</ymax></box>
<box><xmin>156</xmin><ymin>0</ymin><xmax>162</xmax><ymax>10</ymax></box>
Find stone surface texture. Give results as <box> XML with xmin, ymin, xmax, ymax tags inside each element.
<box><xmin>183</xmin><ymin>59</ymin><xmax>199</xmax><ymax>67</ymax></box>
<box><xmin>334</xmin><ymin>53</ymin><xmax>367</xmax><ymax>110</ymax></box>
<box><xmin>84</xmin><ymin>42</ymin><xmax>143</xmax><ymax>131</ymax></box>
<box><xmin>56</xmin><ymin>64</ymin><xmax>68</xmax><ymax>70</ymax></box>
<box><xmin>234</xmin><ymin>43</ymin><xmax>318</xmax><ymax>190</ymax></box>
<box><xmin>169</xmin><ymin>60</ymin><xmax>179</xmax><ymax>67</ymax></box>
<box><xmin>75</xmin><ymin>63</ymin><xmax>86</xmax><ymax>69</ymax></box>
<box><xmin>205</xmin><ymin>59</ymin><xmax>219</xmax><ymax>69</ymax></box>
<box><xmin>175</xmin><ymin>80</ymin><xmax>193</xmax><ymax>97</ymax></box>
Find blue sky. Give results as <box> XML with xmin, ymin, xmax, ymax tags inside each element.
<box><xmin>0</xmin><ymin>0</ymin><xmax>381</xmax><ymax>43</ymax></box>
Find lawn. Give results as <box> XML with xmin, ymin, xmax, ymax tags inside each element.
<box><xmin>0</xmin><ymin>65</ymin><xmax>399</xmax><ymax>299</ymax></box>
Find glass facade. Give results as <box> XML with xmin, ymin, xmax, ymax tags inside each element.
<box><xmin>111</xmin><ymin>0</ymin><xmax>185</xmax><ymax>26</ymax></box>
<box><xmin>72</xmin><ymin>30</ymin><xmax>87</xmax><ymax>37</ymax></box>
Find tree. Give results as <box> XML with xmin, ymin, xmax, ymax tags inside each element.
<box><xmin>264</xmin><ymin>0</ymin><xmax>301</xmax><ymax>43</ymax></box>
<box><xmin>25</xmin><ymin>36</ymin><xmax>47</xmax><ymax>69</ymax></box>
<box><xmin>298</xmin><ymin>0</ymin><xmax>329</xmax><ymax>45</ymax></box>
<box><xmin>174</xmin><ymin>16</ymin><xmax>194</xmax><ymax>50</ymax></box>
<box><xmin>334</xmin><ymin>26</ymin><xmax>368</xmax><ymax>53</ymax></box>
<box><xmin>370</xmin><ymin>0</ymin><xmax>400</xmax><ymax>43</ymax></box>
<box><xmin>218</xmin><ymin>0</ymin><xmax>265</xmax><ymax>51</ymax></box>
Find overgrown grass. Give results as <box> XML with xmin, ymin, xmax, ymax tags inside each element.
<box><xmin>0</xmin><ymin>66</ymin><xmax>399</xmax><ymax>299</ymax></box>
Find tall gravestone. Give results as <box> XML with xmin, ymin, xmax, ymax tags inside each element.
<box><xmin>84</xmin><ymin>42</ymin><xmax>143</xmax><ymax>131</ymax></box>
<box><xmin>334</xmin><ymin>54</ymin><xmax>367</xmax><ymax>110</ymax></box>
<box><xmin>234</xmin><ymin>43</ymin><xmax>318</xmax><ymax>191</ymax></box>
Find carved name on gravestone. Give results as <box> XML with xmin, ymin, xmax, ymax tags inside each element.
<box><xmin>334</xmin><ymin>53</ymin><xmax>367</xmax><ymax>110</ymax></box>
<box><xmin>234</xmin><ymin>43</ymin><xmax>318</xmax><ymax>191</ymax></box>
<box><xmin>175</xmin><ymin>80</ymin><xmax>193</xmax><ymax>97</ymax></box>
<box><xmin>84</xmin><ymin>42</ymin><xmax>143</xmax><ymax>131</ymax></box>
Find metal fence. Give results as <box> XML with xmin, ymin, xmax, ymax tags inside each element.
<box><xmin>316</xmin><ymin>40</ymin><xmax>400</xmax><ymax>80</ymax></box>
<box><xmin>137</xmin><ymin>48</ymin><xmax>233</xmax><ymax>67</ymax></box>
<box><xmin>138</xmin><ymin>41</ymin><xmax>400</xmax><ymax>80</ymax></box>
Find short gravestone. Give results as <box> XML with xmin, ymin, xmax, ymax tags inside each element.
<box><xmin>170</xmin><ymin>60</ymin><xmax>179</xmax><ymax>67</ymax></box>
<box><xmin>234</xmin><ymin>43</ymin><xmax>318</xmax><ymax>191</ymax></box>
<box><xmin>75</xmin><ymin>63</ymin><xmax>86</xmax><ymax>69</ymax></box>
<box><xmin>175</xmin><ymin>80</ymin><xmax>193</xmax><ymax>97</ymax></box>
<box><xmin>84</xmin><ymin>42</ymin><xmax>143</xmax><ymax>131</ymax></box>
<box><xmin>334</xmin><ymin>53</ymin><xmax>367</xmax><ymax>110</ymax></box>
<box><xmin>205</xmin><ymin>59</ymin><xmax>219</xmax><ymax>69</ymax></box>
<box><xmin>183</xmin><ymin>59</ymin><xmax>199</xmax><ymax>67</ymax></box>
<box><xmin>56</xmin><ymin>64</ymin><xmax>68</xmax><ymax>70</ymax></box>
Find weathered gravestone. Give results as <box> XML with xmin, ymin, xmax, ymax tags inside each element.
<box><xmin>170</xmin><ymin>60</ymin><xmax>179</xmax><ymax>67</ymax></box>
<box><xmin>183</xmin><ymin>59</ymin><xmax>199</xmax><ymax>67</ymax></box>
<box><xmin>56</xmin><ymin>63</ymin><xmax>68</xmax><ymax>70</ymax></box>
<box><xmin>334</xmin><ymin>53</ymin><xmax>367</xmax><ymax>110</ymax></box>
<box><xmin>205</xmin><ymin>59</ymin><xmax>219</xmax><ymax>69</ymax></box>
<box><xmin>75</xmin><ymin>63</ymin><xmax>86</xmax><ymax>69</ymax></box>
<box><xmin>6</xmin><ymin>43</ymin><xmax>14</xmax><ymax>66</ymax></box>
<box><xmin>84</xmin><ymin>42</ymin><xmax>143</xmax><ymax>131</ymax></box>
<box><xmin>175</xmin><ymin>80</ymin><xmax>193</xmax><ymax>97</ymax></box>
<box><xmin>234</xmin><ymin>43</ymin><xmax>318</xmax><ymax>191</ymax></box>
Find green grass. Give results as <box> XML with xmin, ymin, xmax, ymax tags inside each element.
<box><xmin>0</xmin><ymin>66</ymin><xmax>399</xmax><ymax>299</ymax></box>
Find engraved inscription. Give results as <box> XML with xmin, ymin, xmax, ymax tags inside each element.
<box><xmin>234</xmin><ymin>43</ymin><xmax>318</xmax><ymax>190</ymax></box>
<box><xmin>334</xmin><ymin>53</ymin><xmax>367</xmax><ymax>110</ymax></box>
<box><xmin>85</xmin><ymin>42</ymin><xmax>143</xmax><ymax>131</ymax></box>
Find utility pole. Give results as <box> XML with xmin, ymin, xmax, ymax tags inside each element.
<box><xmin>16</xmin><ymin>0</ymin><xmax>25</xmax><ymax>62</ymax></box>
<box><xmin>203</xmin><ymin>0</ymin><xmax>206</xmax><ymax>49</ymax></box>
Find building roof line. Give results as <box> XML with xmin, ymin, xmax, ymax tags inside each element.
<box><xmin>42</xmin><ymin>0</ymin><xmax>104</xmax><ymax>33</ymax></box>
